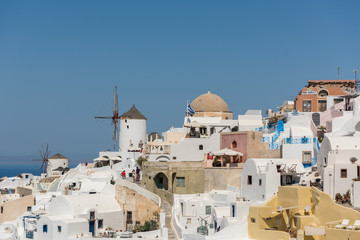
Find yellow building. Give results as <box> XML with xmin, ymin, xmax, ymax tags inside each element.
<box><xmin>248</xmin><ymin>186</ymin><xmax>360</xmax><ymax>240</ymax></box>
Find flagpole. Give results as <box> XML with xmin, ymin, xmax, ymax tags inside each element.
<box><xmin>186</xmin><ymin>100</ymin><xmax>189</xmax><ymax>117</ymax></box>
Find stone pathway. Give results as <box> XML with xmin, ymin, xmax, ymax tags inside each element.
<box><xmin>161</xmin><ymin>200</ymin><xmax>177</xmax><ymax>240</ymax></box>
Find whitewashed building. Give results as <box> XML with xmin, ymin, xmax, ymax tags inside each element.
<box><xmin>318</xmin><ymin>96</ymin><xmax>360</xmax><ymax>207</ymax></box>
<box><xmin>35</xmin><ymin>194</ymin><xmax>123</xmax><ymax>239</ymax></box>
<box><xmin>94</xmin><ymin>105</ymin><xmax>147</xmax><ymax>177</ymax></box>
<box><xmin>241</xmin><ymin>158</ymin><xmax>305</xmax><ymax>202</ymax></box>
<box><xmin>48</xmin><ymin>154</ymin><xmax>69</xmax><ymax>177</ymax></box>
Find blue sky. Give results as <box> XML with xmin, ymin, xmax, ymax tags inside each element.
<box><xmin>1</xmin><ymin>1</ymin><xmax>360</xmax><ymax>164</ymax></box>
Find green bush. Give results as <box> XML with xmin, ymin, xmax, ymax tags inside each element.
<box><xmin>133</xmin><ymin>211</ymin><xmax>159</xmax><ymax>233</ymax></box>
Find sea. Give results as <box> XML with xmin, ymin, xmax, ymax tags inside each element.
<box><xmin>0</xmin><ymin>163</ymin><xmax>79</xmax><ymax>178</ymax></box>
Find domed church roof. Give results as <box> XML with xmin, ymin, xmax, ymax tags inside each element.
<box><xmin>190</xmin><ymin>91</ymin><xmax>230</xmax><ymax>112</ymax></box>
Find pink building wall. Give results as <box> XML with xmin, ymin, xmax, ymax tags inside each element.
<box><xmin>221</xmin><ymin>133</ymin><xmax>247</xmax><ymax>163</ymax></box>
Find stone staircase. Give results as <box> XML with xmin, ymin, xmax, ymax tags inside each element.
<box><xmin>161</xmin><ymin>200</ymin><xmax>177</xmax><ymax>240</ymax></box>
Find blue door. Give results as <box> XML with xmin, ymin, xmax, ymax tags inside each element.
<box><xmin>89</xmin><ymin>221</ymin><xmax>95</xmax><ymax>236</ymax></box>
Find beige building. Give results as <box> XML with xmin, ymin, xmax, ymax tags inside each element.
<box><xmin>248</xmin><ymin>186</ymin><xmax>360</xmax><ymax>240</ymax></box>
<box><xmin>190</xmin><ymin>91</ymin><xmax>233</xmax><ymax>120</ymax></box>
<box><xmin>0</xmin><ymin>195</ymin><xmax>34</xmax><ymax>223</ymax></box>
<box><xmin>142</xmin><ymin>160</ymin><xmax>249</xmax><ymax>204</ymax></box>
<box><xmin>115</xmin><ymin>180</ymin><xmax>161</xmax><ymax>231</ymax></box>
<box><xmin>142</xmin><ymin>161</ymin><xmax>205</xmax><ymax>205</ymax></box>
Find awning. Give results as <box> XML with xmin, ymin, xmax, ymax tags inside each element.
<box><xmin>109</xmin><ymin>156</ymin><xmax>122</xmax><ymax>161</ymax></box>
<box><xmin>213</xmin><ymin>148</ymin><xmax>244</xmax><ymax>156</ymax></box>
<box><xmin>93</xmin><ymin>157</ymin><xmax>109</xmax><ymax>161</ymax></box>
<box><xmin>184</xmin><ymin>121</ymin><xmax>205</xmax><ymax>128</ymax></box>
<box><xmin>128</xmin><ymin>146</ymin><xmax>141</xmax><ymax>152</ymax></box>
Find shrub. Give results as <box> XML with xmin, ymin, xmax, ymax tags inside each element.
<box><xmin>133</xmin><ymin>212</ymin><xmax>159</xmax><ymax>233</ymax></box>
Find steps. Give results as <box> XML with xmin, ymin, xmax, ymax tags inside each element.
<box><xmin>161</xmin><ymin>200</ymin><xmax>177</xmax><ymax>240</ymax></box>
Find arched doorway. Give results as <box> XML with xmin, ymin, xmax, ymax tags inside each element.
<box><xmin>154</xmin><ymin>172</ymin><xmax>168</xmax><ymax>190</ymax></box>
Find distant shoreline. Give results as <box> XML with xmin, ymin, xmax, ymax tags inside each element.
<box><xmin>0</xmin><ymin>163</ymin><xmax>79</xmax><ymax>178</ymax></box>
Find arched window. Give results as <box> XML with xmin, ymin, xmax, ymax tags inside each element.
<box><xmin>319</xmin><ymin>90</ymin><xmax>328</xmax><ymax>97</ymax></box>
<box><xmin>232</xmin><ymin>141</ymin><xmax>237</xmax><ymax>149</ymax></box>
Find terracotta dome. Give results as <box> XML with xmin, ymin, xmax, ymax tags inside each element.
<box><xmin>190</xmin><ymin>91</ymin><xmax>230</xmax><ymax>112</ymax></box>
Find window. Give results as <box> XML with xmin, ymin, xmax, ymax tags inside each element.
<box><xmin>90</xmin><ymin>211</ymin><xmax>95</xmax><ymax>220</ymax></box>
<box><xmin>232</xmin><ymin>141</ymin><xmax>237</xmax><ymax>149</ymax></box>
<box><xmin>27</xmin><ymin>206</ymin><xmax>32</xmax><ymax>211</ymax></box>
<box><xmin>250</xmin><ymin>218</ymin><xmax>256</xmax><ymax>223</ymax></box>
<box><xmin>58</xmin><ymin>226</ymin><xmax>61</xmax><ymax>233</ymax></box>
<box><xmin>125</xmin><ymin>119</ymin><xmax>127</xmax><ymax>123</ymax></box>
<box><xmin>176</xmin><ymin>177</ymin><xmax>185</xmax><ymax>187</ymax></box>
<box><xmin>1</xmin><ymin>206</ymin><xmax>3</xmax><ymax>214</ymax></box>
<box><xmin>98</xmin><ymin>219</ymin><xmax>103</xmax><ymax>229</ymax></box>
<box><xmin>43</xmin><ymin>225</ymin><xmax>48</xmax><ymax>233</ymax></box>
<box><xmin>286</xmin><ymin>175</ymin><xmax>293</xmax><ymax>184</ymax></box>
<box><xmin>200</xmin><ymin>128</ymin><xmax>207</xmax><ymax>135</ymax></box>
<box><xmin>136</xmin><ymin>221</ymin><xmax>141</xmax><ymax>226</ymax></box>
<box><xmin>172</xmin><ymin>156</ymin><xmax>176</xmax><ymax>160</ymax></box>
<box><xmin>259</xmin><ymin>179</ymin><xmax>262</xmax><ymax>186</ymax></box>
<box><xmin>199</xmin><ymin>145</ymin><xmax>203</xmax><ymax>150</ymax></box>
<box><xmin>318</xmin><ymin>100</ymin><xmax>327</xmax><ymax>112</ymax></box>
<box><xmin>302</xmin><ymin>151</ymin><xmax>312</xmax><ymax>163</ymax></box>
<box><xmin>303</xmin><ymin>100</ymin><xmax>312</xmax><ymax>112</ymax></box>
<box><xmin>319</xmin><ymin>90</ymin><xmax>328</xmax><ymax>97</ymax></box>
<box><xmin>205</xmin><ymin>205</ymin><xmax>211</xmax><ymax>215</ymax></box>
<box><xmin>186</xmin><ymin>218</ymin><xmax>192</xmax><ymax>224</ymax></box>
<box><xmin>127</xmin><ymin>125</ymin><xmax>129</xmax><ymax>129</ymax></box>
<box><xmin>126</xmin><ymin>211</ymin><xmax>132</xmax><ymax>224</ymax></box>
<box><xmin>341</xmin><ymin>169</ymin><xmax>347</xmax><ymax>178</ymax></box>
<box><xmin>247</xmin><ymin>175</ymin><xmax>252</xmax><ymax>185</ymax></box>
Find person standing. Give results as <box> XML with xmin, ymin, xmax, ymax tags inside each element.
<box><xmin>132</xmin><ymin>169</ymin><xmax>136</xmax><ymax>182</ymax></box>
<box><xmin>136</xmin><ymin>167</ymin><xmax>140</xmax><ymax>182</ymax></box>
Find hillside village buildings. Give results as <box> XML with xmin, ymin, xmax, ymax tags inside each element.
<box><xmin>2</xmin><ymin>78</ymin><xmax>360</xmax><ymax>240</ymax></box>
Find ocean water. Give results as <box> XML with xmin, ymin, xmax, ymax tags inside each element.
<box><xmin>0</xmin><ymin>163</ymin><xmax>79</xmax><ymax>178</ymax></box>
<box><xmin>0</xmin><ymin>164</ymin><xmax>42</xmax><ymax>178</ymax></box>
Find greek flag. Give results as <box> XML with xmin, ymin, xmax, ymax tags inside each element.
<box><xmin>187</xmin><ymin>104</ymin><xmax>195</xmax><ymax>116</ymax></box>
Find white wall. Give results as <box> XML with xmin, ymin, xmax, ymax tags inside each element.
<box><xmin>119</xmin><ymin>119</ymin><xmax>146</xmax><ymax>152</ymax></box>
<box><xmin>240</xmin><ymin>160</ymin><xmax>280</xmax><ymax>202</ymax></box>
<box><xmin>170</xmin><ymin>133</ymin><xmax>220</xmax><ymax>161</ymax></box>
<box><xmin>282</xmin><ymin>143</ymin><xmax>315</xmax><ymax>164</ymax></box>
<box><xmin>353</xmin><ymin>181</ymin><xmax>360</xmax><ymax>208</ymax></box>
<box><xmin>333</xmin><ymin>163</ymin><xmax>357</xmax><ymax>197</ymax></box>
<box><xmin>48</xmin><ymin>159</ymin><xmax>69</xmax><ymax>177</ymax></box>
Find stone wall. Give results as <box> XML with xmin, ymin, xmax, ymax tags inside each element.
<box><xmin>115</xmin><ymin>183</ymin><xmax>160</xmax><ymax>228</ymax></box>
<box><xmin>204</xmin><ymin>166</ymin><xmax>243</xmax><ymax>192</ymax></box>
<box><xmin>142</xmin><ymin>161</ymin><xmax>205</xmax><ymax>204</ymax></box>
<box><xmin>16</xmin><ymin>187</ymin><xmax>32</xmax><ymax>197</ymax></box>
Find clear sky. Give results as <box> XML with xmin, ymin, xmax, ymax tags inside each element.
<box><xmin>1</xmin><ymin>1</ymin><xmax>360</xmax><ymax>164</ymax></box>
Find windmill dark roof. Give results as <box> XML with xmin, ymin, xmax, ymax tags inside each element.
<box><xmin>49</xmin><ymin>153</ymin><xmax>68</xmax><ymax>160</ymax></box>
<box><xmin>53</xmin><ymin>166</ymin><xmax>64</xmax><ymax>171</ymax></box>
<box><xmin>120</xmin><ymin>104</ymin><xmax>147</xmax><ymax>120</ymax></box>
